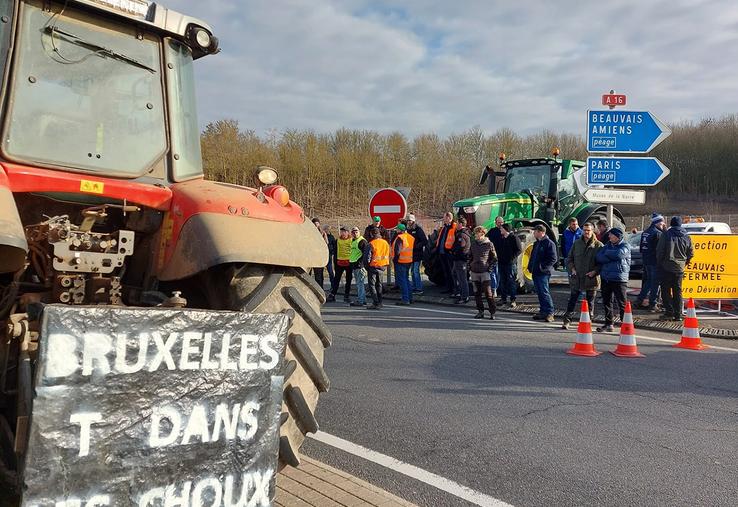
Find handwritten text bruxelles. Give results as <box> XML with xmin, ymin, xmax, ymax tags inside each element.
<box><xmin>44</xmin><ymin>331</ymin><xmax>281</xmax><ymax>378</ymax></box>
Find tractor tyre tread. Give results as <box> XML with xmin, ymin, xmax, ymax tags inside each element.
<box><xmin>289</xmin><ymin>333</ymin><xmax>330</xmax><ymax>392</ymax></box>
<box><xmin>204</xmin><ymin>265</ymin><xmax>328</xmax><ymax>470</ymax></box>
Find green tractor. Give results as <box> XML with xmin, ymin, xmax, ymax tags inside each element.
<box><xmin>424</xmin><ymin>151</ymin><xmax>625</xmax><ymax>292</ymax></box>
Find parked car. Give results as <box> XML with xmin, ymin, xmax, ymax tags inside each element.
<box><xmin>683</xmin><ymin>222</ymin><xmax>732</xmax><ymax>234</ymax></box>
<box><xmin>626</xmin><ymin>231</ymin><xmax>643</xmax><ymax>279</ymax></box>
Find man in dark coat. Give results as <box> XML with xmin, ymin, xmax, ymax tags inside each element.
<box><xmin>562</xmin><ymin>222</ymin><xmax>603</xmax><ymax>329</ymax></box>
<box><xmin>436</xmin><ymin>212</ymin><xmax>457</xmax><ymax>294</ymax></box>
<box><xmin>528</xmin><ymin>225</ymin><xmax>557</xmax><ymax>322</ymax></box>
<box><xmin>497</xmin><ymin>224</ymin><xmax>522</xmax><ymax>307</ymax></box>
<box><xmin>451</xmin><ymin>217</ymin><xmax>472</xmax><ymax>303</ymax></box>
<box><xmin>636</xmin><ymin>213</ymin><xmax>666</xmax><ymax>311</ymax></box>
<box><xmin>486</xmin><ymin>216</ymin><xmax>505</xmax><ymax>295</ymax></box>
<box><xmin>407</xmin><ymin>214</ymin><xmax>428</xmax><ymax>294</ymax></box>
<box><xmin>656</xmin><ymin>216</ymin><xmax>694</xmax><ymax>321</ymax></box>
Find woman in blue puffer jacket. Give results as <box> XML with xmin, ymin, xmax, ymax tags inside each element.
<box><xmin>595</xmin><ymin>228</ymin><xmax>631</xmax><ymax>332</ymax></box>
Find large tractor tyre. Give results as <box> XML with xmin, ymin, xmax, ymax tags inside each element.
<box><xmin>202</xmin><ymin>264</ymin><xmax>331</xmax><ymax>469</ymax></box>
<box><xmin>515</xmin><ymin>228</ymin><xmax>536</xmax><ymax>294</ymax></box>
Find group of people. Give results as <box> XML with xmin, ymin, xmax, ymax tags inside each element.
<box><xmin>434</xmin><ymin>214</ymin><xmax>523</xmax><ymax>319</ymax></box>
<box><xmin>635</xmin><ymin>213</ymin><xmax>695</xmax><ymax>322</ymax></box>
<box><xmin>311</xmin><ymin>215</ymin><xmax>428</xmax><ymax>309</ymax></box>
<box><xmin>312</xmin><ymin>211</ymin><xmax>695</xmax><ymax>329</ymax></box>
<box><xmin>544</xmin><ymin>214</ymin><xmax>693</xmax><ymax>332</ymax></box>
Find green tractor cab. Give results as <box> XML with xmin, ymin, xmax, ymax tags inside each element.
<box><xmin>424</xmin><ymin>155</ymin><xmax>625</xmax><ymax>291</ymax></box>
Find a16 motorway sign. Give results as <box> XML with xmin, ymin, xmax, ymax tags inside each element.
<box><xmin>587</xmin><ymin>110</ymin><xmax>671</xmax><ymax>153</ymax></box>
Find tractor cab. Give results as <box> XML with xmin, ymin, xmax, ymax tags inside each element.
<box><xmin>457</xmin><ymin>154</ymin><xmax>585</xmax><ymax>235</ymax></box>
<box><xmin>0</xmin><ymin>0</ymin><xmax>219</xmax><ymax>188</ymax></box>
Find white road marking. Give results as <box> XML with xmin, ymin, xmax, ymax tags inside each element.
<box><xmin>362</xmin><ymin>304</ymin><xmax>738</xmax><ymax>353</ymax></box>
<box><xmin>310</xmin><ymin>431</ymin><xmax>514</xmax><ymax>507</ymax></box>
<box><xmin>372</xmin><ymin>205</ymin><xmax>401</xmax><ymax>213</ymax></box>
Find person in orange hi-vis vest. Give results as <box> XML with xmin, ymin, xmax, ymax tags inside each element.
<box><xmin>436</xmin><ymin>211</ymin><xmax>457</xmax><ymax>294</ymax></box>
<box><xmin>392</xmin><ymin>223</ymin><xmax>415</xmax><ymax>305</ymax></box>
<box><xmin>364</xmin><ymin>227</ymin><xmax>390</xmax><ymax>309</ymax></box>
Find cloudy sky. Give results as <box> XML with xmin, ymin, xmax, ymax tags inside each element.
<box><xmin>166</xmin><ymin>0</ymin><xmax>738</xmax><ymax>137</ymax></box>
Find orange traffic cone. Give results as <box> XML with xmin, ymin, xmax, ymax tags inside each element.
<box><xmin>567</xmin><ymin>299</ymin><xmax>602</xmax><ymax>357</ymax></box>
<box><xmin>673</xmin><ymin>298</ymin><xmax>709</xmax><ymax>350</ymax></box>
<box><xmin>611</xmin><ymin>302</ymin><xmax>645</xmax><ymax>358</ymax></box>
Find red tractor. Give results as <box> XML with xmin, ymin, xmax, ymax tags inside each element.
<box><xmin>0</xmin><ymin>0</ymin><xmax>329</xmax><ymax>495</ymax></box>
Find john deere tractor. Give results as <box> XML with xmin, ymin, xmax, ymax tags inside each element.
<box><xmin>425</xmin><ymin>151</ymin><xmax>625</xmax><ymax>291</ymax></box>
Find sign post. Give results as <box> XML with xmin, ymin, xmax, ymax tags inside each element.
<box><xmin>583</xmin><ymin>92</ymin><xmax>672</xmax><ymax>225</ymax></box>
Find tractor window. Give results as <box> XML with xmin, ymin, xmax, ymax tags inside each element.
<box><xmin>505</xmin><ymin>165</ymin><xmax>551</xmax><ymax>197</ymax></box>
<box><xmin>2</xmin><ymin>0</ymin><xmax>166</xmax><ymax>176</ymax></box>
<box><xmin>165</xmin><ymin>39</ymin><xmax>203</xmax><ymax>180</ymax></box>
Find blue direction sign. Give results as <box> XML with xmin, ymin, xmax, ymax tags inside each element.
<box><xmin>586</xmin><ymin>157</ymin><xmax>670</xmax><ymax>186</ymax></box>
<box><xmin>587</xmin><ymin>110</ymin><xmax>671</xmax><ymax>153</ymax></box>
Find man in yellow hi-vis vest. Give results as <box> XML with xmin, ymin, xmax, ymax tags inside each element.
<box><xmin>349</xmin><ymin>226</ymin><xmax>369</xmax><ymax>306</ymax></box>
<box><xmin>328</xmin><ymin>227</ymin><xmax>353</xmax><ymax>303</ymax></box>
<box><xmin>392</xmin><ymin>223</ymin><xmax>415</xmax><ymax>305</ymax></box>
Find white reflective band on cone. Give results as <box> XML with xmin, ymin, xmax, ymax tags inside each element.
<box><xmin>682</xmin><ymin>326</ymin><xmax>700</xmax><ymax>339</ymax></box>
<box><xmin>577</xmin><ymin>333</ymin><xmax>594</xmax><ymax>345</ymax></box>
<box><xmin>619</xmin><ymin>333</ymin><xmax>637</xmax><ymax>346</ymax></box>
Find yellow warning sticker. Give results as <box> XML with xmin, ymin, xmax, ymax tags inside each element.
<box><xmin>80</xmin><ymin>179</ymin><xmax>105</xmax><ymax>194</ymax></box>
<box><xmin>682</xmin><ymin>234</ymin><xmax>738</xmax><ymax>299</ymax></box>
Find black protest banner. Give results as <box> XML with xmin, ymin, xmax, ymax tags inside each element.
<box><xmin>22</xmin><ymin>305</ymin><xmax>289</xmax><ymax>507</ymax></box>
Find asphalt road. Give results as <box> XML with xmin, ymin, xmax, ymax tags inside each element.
<box><xmin>302</xmin><ymin>302</ymin><xmax>738</xmax><ymax>507</ymax></box>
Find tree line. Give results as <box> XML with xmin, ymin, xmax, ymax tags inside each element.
<box><xmin>200</xmin><ymin>114</ymin><xmax>738</xmax><ymax>219</ymax></box>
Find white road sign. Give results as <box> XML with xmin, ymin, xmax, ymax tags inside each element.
<box><xmin>583</xmin><ymin>188</ymin><xmax>646</xmax><ymax>205</ymax></box>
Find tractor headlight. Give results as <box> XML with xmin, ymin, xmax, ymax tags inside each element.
<box><xmin>194</xmin><ymin>29</ymin><xmax>211</xmax><ymax>49</ymax></box>
<box><xmin>188</xmin><ymin>25</ymin><xmax>219</xmax><ymax>55</ymax></box>
<box><xmin>463</xmin><ymin>206</ymin><xmax>479</xmax><ymax>213</ymax></box>
<box><xmin>256</xmin><ymin>166</ymin><xmax>278</xmax><ymax>185</ymax></box>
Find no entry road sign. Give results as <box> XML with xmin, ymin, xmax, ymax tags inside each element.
<box><xmin>587</xmin><ymin>110</ymin><xmax>671</xmax><ymax>153</ymax></box>
<box><xmin>369</xmin><ymin>188</ymin><xmax>407</xmax><ymax>229</ymax></box>
<box><xmin>586</xmin><ymin>157</ymin><xmax>670</xmax><ymax>186</ymax></box>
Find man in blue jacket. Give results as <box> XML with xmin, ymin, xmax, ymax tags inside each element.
<box><xmin>595</xmin><ymin>228</ymin><xmax>631</xmax><ymax>332</ymax></box>
<box><xmin>562</xmin><ymin>217</ymin><xmax>583</xmax><ymax>262</ymax></box>
<box><xmin>636</xmin><ymin>214</ymin><xmax>666</xmax><ymax>311</ymax></box>
<box><xmin>527</xmin><ymin>225</ymin><xmax>557</xmax><ymax>322</ymax></box>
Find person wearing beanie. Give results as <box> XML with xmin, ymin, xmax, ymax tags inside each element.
<box><xmin>637</xmin><ymin>213</ymin><xmax>667</xmax><ymax>311</ymax></box>
<box><xmin>656</xmin><ymin>215</ymin><xmax>694</xmax><ymax>321</ymax></box>
<box><xmin>365</xmin><ymin>215</ymin><xmax>389</xmax><ymax>242</ymax></box>
<box><xmin>595</xmin><ymin>227</ymin><xmax>631</xmax><ymax>332</ymax></box>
